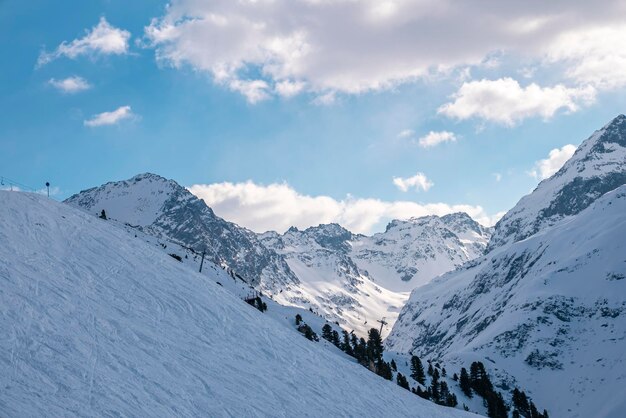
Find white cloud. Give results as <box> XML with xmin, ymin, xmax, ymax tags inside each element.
<box><xmin>392</xmin><ymin>172</ymin><xmax>433</xmax><ymax>192</ymax></box>
<box><xmin>84</xmin><ymin>105</ymin><xmax>135</xmax><ymax>127</ymax></box>
<box><xmin>38</xmin><ymin>17</ymin><xmax>130</xmax><ymax>66</ymax></box>
<box><xmin>143</xmin><ymin>1</ymin><xmax>626</xmax><ymax>102</ymax></box>
<box><xmin>48</xmin><ymin>76</ymin><xmax>92</xmax><ymax>93</ymax></box>
<box><xmin>493</xmin><ymin>173</ymin><xmax>502</xmax><ymax>182</ymax></box>
<box><xmin>188</xmin><ymin>181</ymin><xmax>497</xmax><ymax>234</ymax></box>
<box><xmin>529</xmin><ymin>144</ymin><xmax>577</xmax><ymax>180</ymax></box>
<box><xmin>312</xmin><ymin>91</ymin><xmax>336</xmax><ymax>106</ymax></box>
<box><xmin>397</xmin><ymin>129</ymin><xmax>415</xmax><ymax>139</ymax></box>
<box><xmin>418</xmin><ymin>131</ymin><xmax>457</xmax><ymax>148</ymax></box>
<box><xmin>438</xmin><ymin>78</ymin><xmax>596</xmax><ymax>126</ymax></box>
<box><xmin>275</xmin><ymin>80</ymin><xmax>306</xmax><ymax>98</ymax></box>
<box><xmin>228</xmin><ymin>79</ymin><xmax>270</xmax><ymax>104</ymax></box>
<box><xmin>545</xmin><ymin>25</ymin><xmax>626</xmax><ymax>90</ymax></box>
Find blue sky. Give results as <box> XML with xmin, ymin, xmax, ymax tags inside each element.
<box><xmin>2</xmin><ymin>0</ymin><xmax>626</xmax><ymax>233</ymax></box>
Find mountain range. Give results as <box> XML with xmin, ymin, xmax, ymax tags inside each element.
<box><xmin>66</xmin><ymin>174</ymin><xmax>491</xmax><ymax>336</ymax></box>
<box><xmin>387</xmin><ymin>114</ymin><xmax>626</xmax><ymax>418</ymax></box>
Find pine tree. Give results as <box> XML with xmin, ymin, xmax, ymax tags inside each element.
<box><xmin>322</xmin><ymin>324</ymin><xmax>333</xmax><ymax>341</ymax></box>
<box><xmin>430</xmin><ymin>367</ymin><xmax>440</xmax><ymax>403</ymax></box>
<box><xmin>390</xmin><ymin>359</ymin><xmax>397</xmax><ymax>371</ymax></box>
<box><xmin>453</xmin><ymin>373</ymin><xmax>458</xmax><ymax>381</ymax></box>
<box><xmin>366</xmin><ymin>328</ymin><xmax>384</xmax><ymax>364</ymax></box>
<box><xmin>427</xmin><ymin>362</ymin><xmax>434</xmax><ymax>376</ymax></box>
<box><xmin>439</xmin><ymin>380</ymin><xmax>450</xmax><ymax>401</ymax></box>
<box><xmin>355</xmin><ymin>337</ymin><xmax>368</xmax><ymax>366</ymax></box>
<box><xmin>341</xmin><ymin>330</ymin><xmax>354</xmax><ymax>356</ymax></box>
<box><xmin>442</xmin><ymin>367</ymin><xmax>447</xmax><ymax>377</ymax></box>
<box><xmin>469</xmin><ymin>361</ymin><xmax>492</xmax><ymax>397</ymax></box>
<box><xmin>376</xmin><ymin>361</ymin><xmax>393</xmax><ymax>380</ymax></box>
<box><xmin>350</xmin><ymin>332</ymin><xmax>359</xmax><ymax>353</ymax></box>
<box><xmin>512</xmin><ymin>388</ymin><xmax>530</xmax><ymax>416</ymax></box>
<box><xmin>459</xmin><ymin>367</ymin><xmax>472</xmax><ymax>398</ymax></box>
<box><xmin>446</xmin><ymin>393</ymin><xmax>458</xmax><ymax>408</ymax></box>
<box><xmin>295</xmin><ymin>314</ymin><xmax>302</xmax><ymax>325</ymax></box>
<box><xmin>529</xmin><ymin>402</ymin><xmax>540</xmax><ymax>418</ymax></box>
<box><xmin>99</xmin><ymin>209</ymin><xmax>107</xmax><ymax>220</ymax></box>
<box><xmin>410</xmin><ymin>356</ymin><xmax>426</xmax><ymax>385</ymax></box>
<box><xmin>542</xmin><ymin>410</ymin><xmax>549</xmax><ymax>418</ymax></box>
<box><xmin>486</xmin><ymin>391</ymin><xmax>508</xmax><ymax>418</ymax></box>
<box><xmin>331</xmin><ymin>330</ymin><xmax>341</xmax><ymax>347</ymax></box>
<box><xmin>396</xmin><ymin>372</ymin><xmax>410</xmax><ymax>390</ymax></box>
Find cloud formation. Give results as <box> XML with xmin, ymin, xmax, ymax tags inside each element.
<box><xmin>189</xmin><ymin>181</ymin><xmax>500</xmax><ymax>234</ymax></box>
<box><xmin>392</xmin><ymin>172</ymin><xmax>433</xmax><ymax>192</ymax></box>
<box><xmin>84</xmin><ymin>105</ymin><xmax>135</xmax><ymax>127</ymax></box>
<box><xmin>418</xmin><ymin>131</ymin><xmax>457</xmax><ymax>148</ymax></box>
<box><xmin>438</xmin><ymin>78</ymin><xmax>596</xmax><ymax>126</ymax></box>
<box><xmin>38</xmin><ymin>17</ymin><xmax>130</xmax><ymax>66</ymax></box>
<box><xmin>48</xmin><ymin>76</ymin><xmax>92</xmax><ymax>93</ymax></box>
<box><xmin>143</xmin><ymin>1</ymin><xmax>626</xmax><ymax>103</ymax></box>
<box><xmin>529</xmin><ymin>144</ymin><xmax>577</xmax><ymax>180</ymax></box>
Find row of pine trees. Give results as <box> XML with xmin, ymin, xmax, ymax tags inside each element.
<box><xmin>297</xmin><ymin>317</ymin><xmax>549</xmax><ymax>418</ymax></box>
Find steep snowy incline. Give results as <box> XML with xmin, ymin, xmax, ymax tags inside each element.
<box><xmin>260</xmin><ymin>225</ymin><xmax>408</xmax><ymax>338</ymax></box>
<box><xmin>68</xmin><ymin>174</ymin><xmax>491</xmax><ymax>338</ymax></box>
<box><xmin>0</xmin><ymin>191</ymin><xmax>475</xmax><ymax>417</ymax></box>
<box><xmin>65</xmin><ymin>173</ymin><xmax>299</xmax><ymax>291</ymax></box>
<box><xmin>351</xmin><ymin>213</ymin><xmax>491</xmax><ymax>292</ymax></box>
<box><xmin>487</xmin><ymin>114</ymin><xmax>626</xmax><ymax>252</ymax></box>
<box><xmin>387</xmin><ymin>186</ymin><xmax>626</xmax><ymax>418</ymax></box>
<box><xmin>259</xmin><ymin>216</ymin><xmax>490</xmax><ymax>337</ymax></box>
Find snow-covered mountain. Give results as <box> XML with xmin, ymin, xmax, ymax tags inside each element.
<box><xmin>351</xmin><ymin>213</ymin><xmax>491</xmax><ymax>292</ymax></box>
<box><xmin>487</xmin><ymin>114</ymin><xmax>626</xmax><ymax>252</ymax></box>
<box><xmin>65</xmin><ymin>173</ymin><xmax>300</xmax><ymax>292</ymax></box>
<box><xmin>1</xmin><ymin>190</ymin><xmax>479</xmax><ymax>417</ymax></box>
<box><xmin>67</xmin><ymin>174</ymin><xmax>491</xmax><ymax>337</ymax></box>
<box><xmin>387</xmin><ymin>115</ymin><xmax>626</xmax><ymax>418</ymax></box>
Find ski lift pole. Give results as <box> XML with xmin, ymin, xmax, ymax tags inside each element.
<box><xmin>199</xmin><ymin>250</ymin><xmax>206</xmax><ymax>273</ymax></box>
<box><xmin>45</xmin><ymin>182</ymin><xmax>50</xmax><ymax>198</ymax></box>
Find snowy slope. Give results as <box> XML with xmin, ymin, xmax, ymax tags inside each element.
<box><xmin>65</xmin><ymin>173</ymin><xmax>300</xmax><ymax>291</ymax></box>
<box><xmin>351</xmin><ymin>213</ymin><xmax>491</xmax><ymax>292</ymax></box>
<box><xmin>387</xmin><ymin>188</ymin><xmax>626</xmax><ymax>415</ymax></box>
<box><xmin>259</xmin><ymin>217</ymin><xmax>490</xmax><ymax>337</ymax></box>
<box><xmin>260</xmin><ymin>225</ymin><xmax>409</xmax><ymax>338</ymax></box>
<box><xmin>0</xmin><ymin>190</ymin><xmax>477</xmax><ymax>417</ymax></box>
<box><xmin>67</xmin><ymin>175</ymin><xmax>491</xmax><ymax>338</ymax></box>
<box><xmin>487</xmin><ymin>114</ymin><xmax>626</xmax><ymax>252</ymax></box>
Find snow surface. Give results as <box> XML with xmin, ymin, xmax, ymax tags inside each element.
<box><xmin>0</xmin><ymin>190</ymin><xmax>476</xmax><ymax>417</ymax></box>
<box><xmin>488</xmin><ymin>114</ymin><xmax>626</xmax><ymax>251</ymax></box>
<box><xmin>387</xmin><ymin>186</ymin><xmax>626</xmax><ymax>418</ymax></box>
<box><xmin>67</xmin><ymin>174</ymin><xmax>491</xmax><ymax>339</ymax></box>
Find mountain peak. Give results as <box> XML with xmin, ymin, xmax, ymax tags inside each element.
<box><xmin>488</xmin><ymin>114</ymin><xmax>626</xmax><ymax>251</ymax></box>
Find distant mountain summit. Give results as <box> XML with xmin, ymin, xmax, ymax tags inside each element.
<box><xmin>487</xmin><ymin>114</ymin><xmax>626</xmax><ymax>252</ymax></box>
<box><xmin>66</xmin><ymin>173</ymin><xmax>300</xmax><ymax>291</ymax></box>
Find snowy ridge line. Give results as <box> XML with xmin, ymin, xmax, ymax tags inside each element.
<box><xmin>0</xmin><ymin>190</ymin><xmax>478</xmax><ymax>417</ymax></box>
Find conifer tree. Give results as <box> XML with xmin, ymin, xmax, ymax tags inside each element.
<box><xmin>295</xmin><ymin>314</ymin><xmax>302</xmax><ymax>325</ymax></box>
<box><xmin>322</xmin><ymin>324</ymin><xmax>333</xmax><ymax>341</ymax></box>
<box><xmin>341</xmin><ymin>330</ymin><xmax>354</xmax><ymax>356</ymax></box>
<box><xmin>396</xmin><ymin>372</ymin><xmax>410</xmax><ymax>390</ymax></box>
<box><xmin>331</xmin><ymin>330</ymin><xmax>341</xmax><ymax>347</ymax></box>
<box><xmin>410</xmin><ymin>356</ymin><xmax>426</xmax><ymax>385</ymax></box>
<box><xmin>430</xmin><ymin>368</ymin><xmax>440</xmax><ymax>403</ymax></box>
<box><xmin>427</xmin><ymin>362</ymin><xmax>434</xmax><ymax>376</ymax></box>
<box><xmin>390</xmin><ymin>359</ymin><xmax>397</xmax><ymax>371</ymax></box>
<box><xmin>453</xmin><ymin>373</ymin><xmax>458</xmax><ymax>381</ymax></box>
<box><xmin>459</xmin><ymin>367</ymin><xmax>472</xmax><ymax>398</ymax></box>
<box><xmin>350</xmin><ymin>332</ymin><xmax>359</xmax><ymax>354</ymax></box>
<box><xmin>366</xmin><ymin>328</ymin><xmax>384</xmax><ymax>365</ymax></box>
<box><xmin>442</xmin><ymin>367</ymin><xmax>447</xmax><ymax>377</ymax></box>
